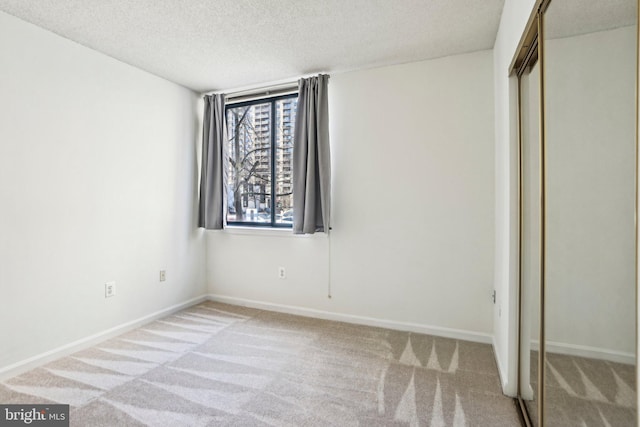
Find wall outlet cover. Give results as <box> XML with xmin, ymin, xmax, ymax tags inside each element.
<box><xmin>105</xmin><ymin>281</ymin><xmax>116</xmax><ymax>298</ymax></box>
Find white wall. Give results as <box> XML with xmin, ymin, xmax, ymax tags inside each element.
<box><xmin>208</xmin><ymin>50</ymin><xmax>496</xmax><ymax>340</ymax></box>
<box><xmin>492</xmin><ymin>0</ymin><xmax>538</xmax><ymax>396</ymax></box>
<box><xmin>0</xmin><ymin>12</ymin><xmax>205</xmax><ymax>374</ymax></box>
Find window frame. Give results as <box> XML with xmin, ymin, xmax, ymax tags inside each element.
<box><xmin>225</xmin><ymin>93</ymin><xmax>298</xmax><ymax>229</ymax></box>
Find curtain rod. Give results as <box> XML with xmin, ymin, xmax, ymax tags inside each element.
<box><xmin>204</xmin><ymin>81</ymin><xmax>299</xmax><ymax>105</ymax></box>
<box><xmin>203</xmin><ymin>73</ymin><xmax>330</xmax><ymax>104</ymax></box>
<box><xmin>226</xmin><ymin>85</ymin><xmax>298</xmax><ymax>105</ymax></box>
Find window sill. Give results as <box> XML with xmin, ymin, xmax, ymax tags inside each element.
<box><xmin>223</xmin><ymin>225</ymin><xmax>291</xmax><ymax>236</ymax></box>
<box><xmin>210</xmin><ymin>225</ymin><xmax>327</xmax><ymax>238</ymax></box>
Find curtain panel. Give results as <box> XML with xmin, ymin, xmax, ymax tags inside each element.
<box><xmin>198</xmin><ymin>94</ymin><xmax>227</xmax><ymax>230</ymax></box>
<box><xmin>292</xmin><ymin>74</ymin><xmax>331</xmax><ymax>234</ymax></box>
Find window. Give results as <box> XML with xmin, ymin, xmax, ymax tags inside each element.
<box><xmin>225</xmin><ymin>94</ymin><xmax>298</xmax><ymax>227</ymax></box>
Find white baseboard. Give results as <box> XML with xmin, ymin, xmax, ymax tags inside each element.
<box><xmin>207</xmin><ymin>294</ymin><xmax>493</xmax><ymax>344</ymax></box>
<box><xmin>529</xmin><ymin>340</ymin><xmax>635</xmax><ymax>365</ymax></box>
<box><xmin>0</xmin><ymin>293</ymin><xmax>496</xmax><ymax>382</ymax></box>
<box><xmin>0</xmin><ymin>295</ymin><xmax>208</xmax><ymax>382</ymax></box>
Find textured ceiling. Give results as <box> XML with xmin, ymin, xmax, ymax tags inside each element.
<box><xmin>0</xmin><ymin>0</ymin><xmax>506</xmax><ymax>92</ymax></box>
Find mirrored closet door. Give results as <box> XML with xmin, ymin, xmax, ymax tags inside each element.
<box><xmin>543</xmin><ymin>0</ymin><xmax>637</xmax><ymax>425</ymax></box>
<box><xmin>516</xmin><ymin>1</ymin><xmax>638</xmax><ymax>426</ymax></box>
<box><xmin>520</xmin><ymin>57</ymin><xmax>541</xmax><ymax>425</ymax></box>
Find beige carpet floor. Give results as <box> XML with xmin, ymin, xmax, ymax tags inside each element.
<box><xmin>525</xmin><ymin>350</ymin><xmax>636</xmax><ymax>426</ymax></box>
<box><xmin>0</xmin><ymin>301</ymin><xmax>520</xmax><ymax>426</ymax></box>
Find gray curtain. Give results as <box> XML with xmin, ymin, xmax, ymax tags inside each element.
<box><xmin>293</xmin><ymin>74</ymin><xmax>331</xmax><ymax>234</ymax></box>
<box><xmin>198</xmin><ymin>94</ymin><xmax>227</xmax><ymax>229</ymax></box>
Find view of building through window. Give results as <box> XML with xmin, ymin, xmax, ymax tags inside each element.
<box><xmin>225</xmin><ymin>95</ymin><xmax>297</xmax><ymax>226</ymax></box>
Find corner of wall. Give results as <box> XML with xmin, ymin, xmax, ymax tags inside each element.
<box><xmin>493</xmin><ymin>336</ymin><xmax>517</xmax><ymax>397</ymax></box>
<box><xmin>491</xmin><ymin>0</ymin><xmax>539</xmax><ymax>398</ymax></box>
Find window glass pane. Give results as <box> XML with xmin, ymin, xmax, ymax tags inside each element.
<box><xmin>226</xmin><ymin>102</ymin><xmax>272</xmax><ymax>223</ymax></box>
<box><xmin>275</xmin><ymin>97</ymin><xmax>297</xmax><ymax>224</ymax></box>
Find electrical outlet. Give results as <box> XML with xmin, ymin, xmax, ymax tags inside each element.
<box><xmin>159</xmin><ymin>270</ymin><xmax>166</xmax><ymax>282</ymax></box>
<box><xmin>105</xmin><ymin>281</ymin><xmax>116</xmax><ymax>298</ymax></box>
<box><xmin>278</xmin><ymin>266</ymin><xmax>286</xmax><ymax>279</ymax></box>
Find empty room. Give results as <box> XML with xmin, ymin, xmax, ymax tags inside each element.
<box><xmin>0</xmin><ymin>0</ymin><xmax>637</xmax><ymax>426</ymax></box>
